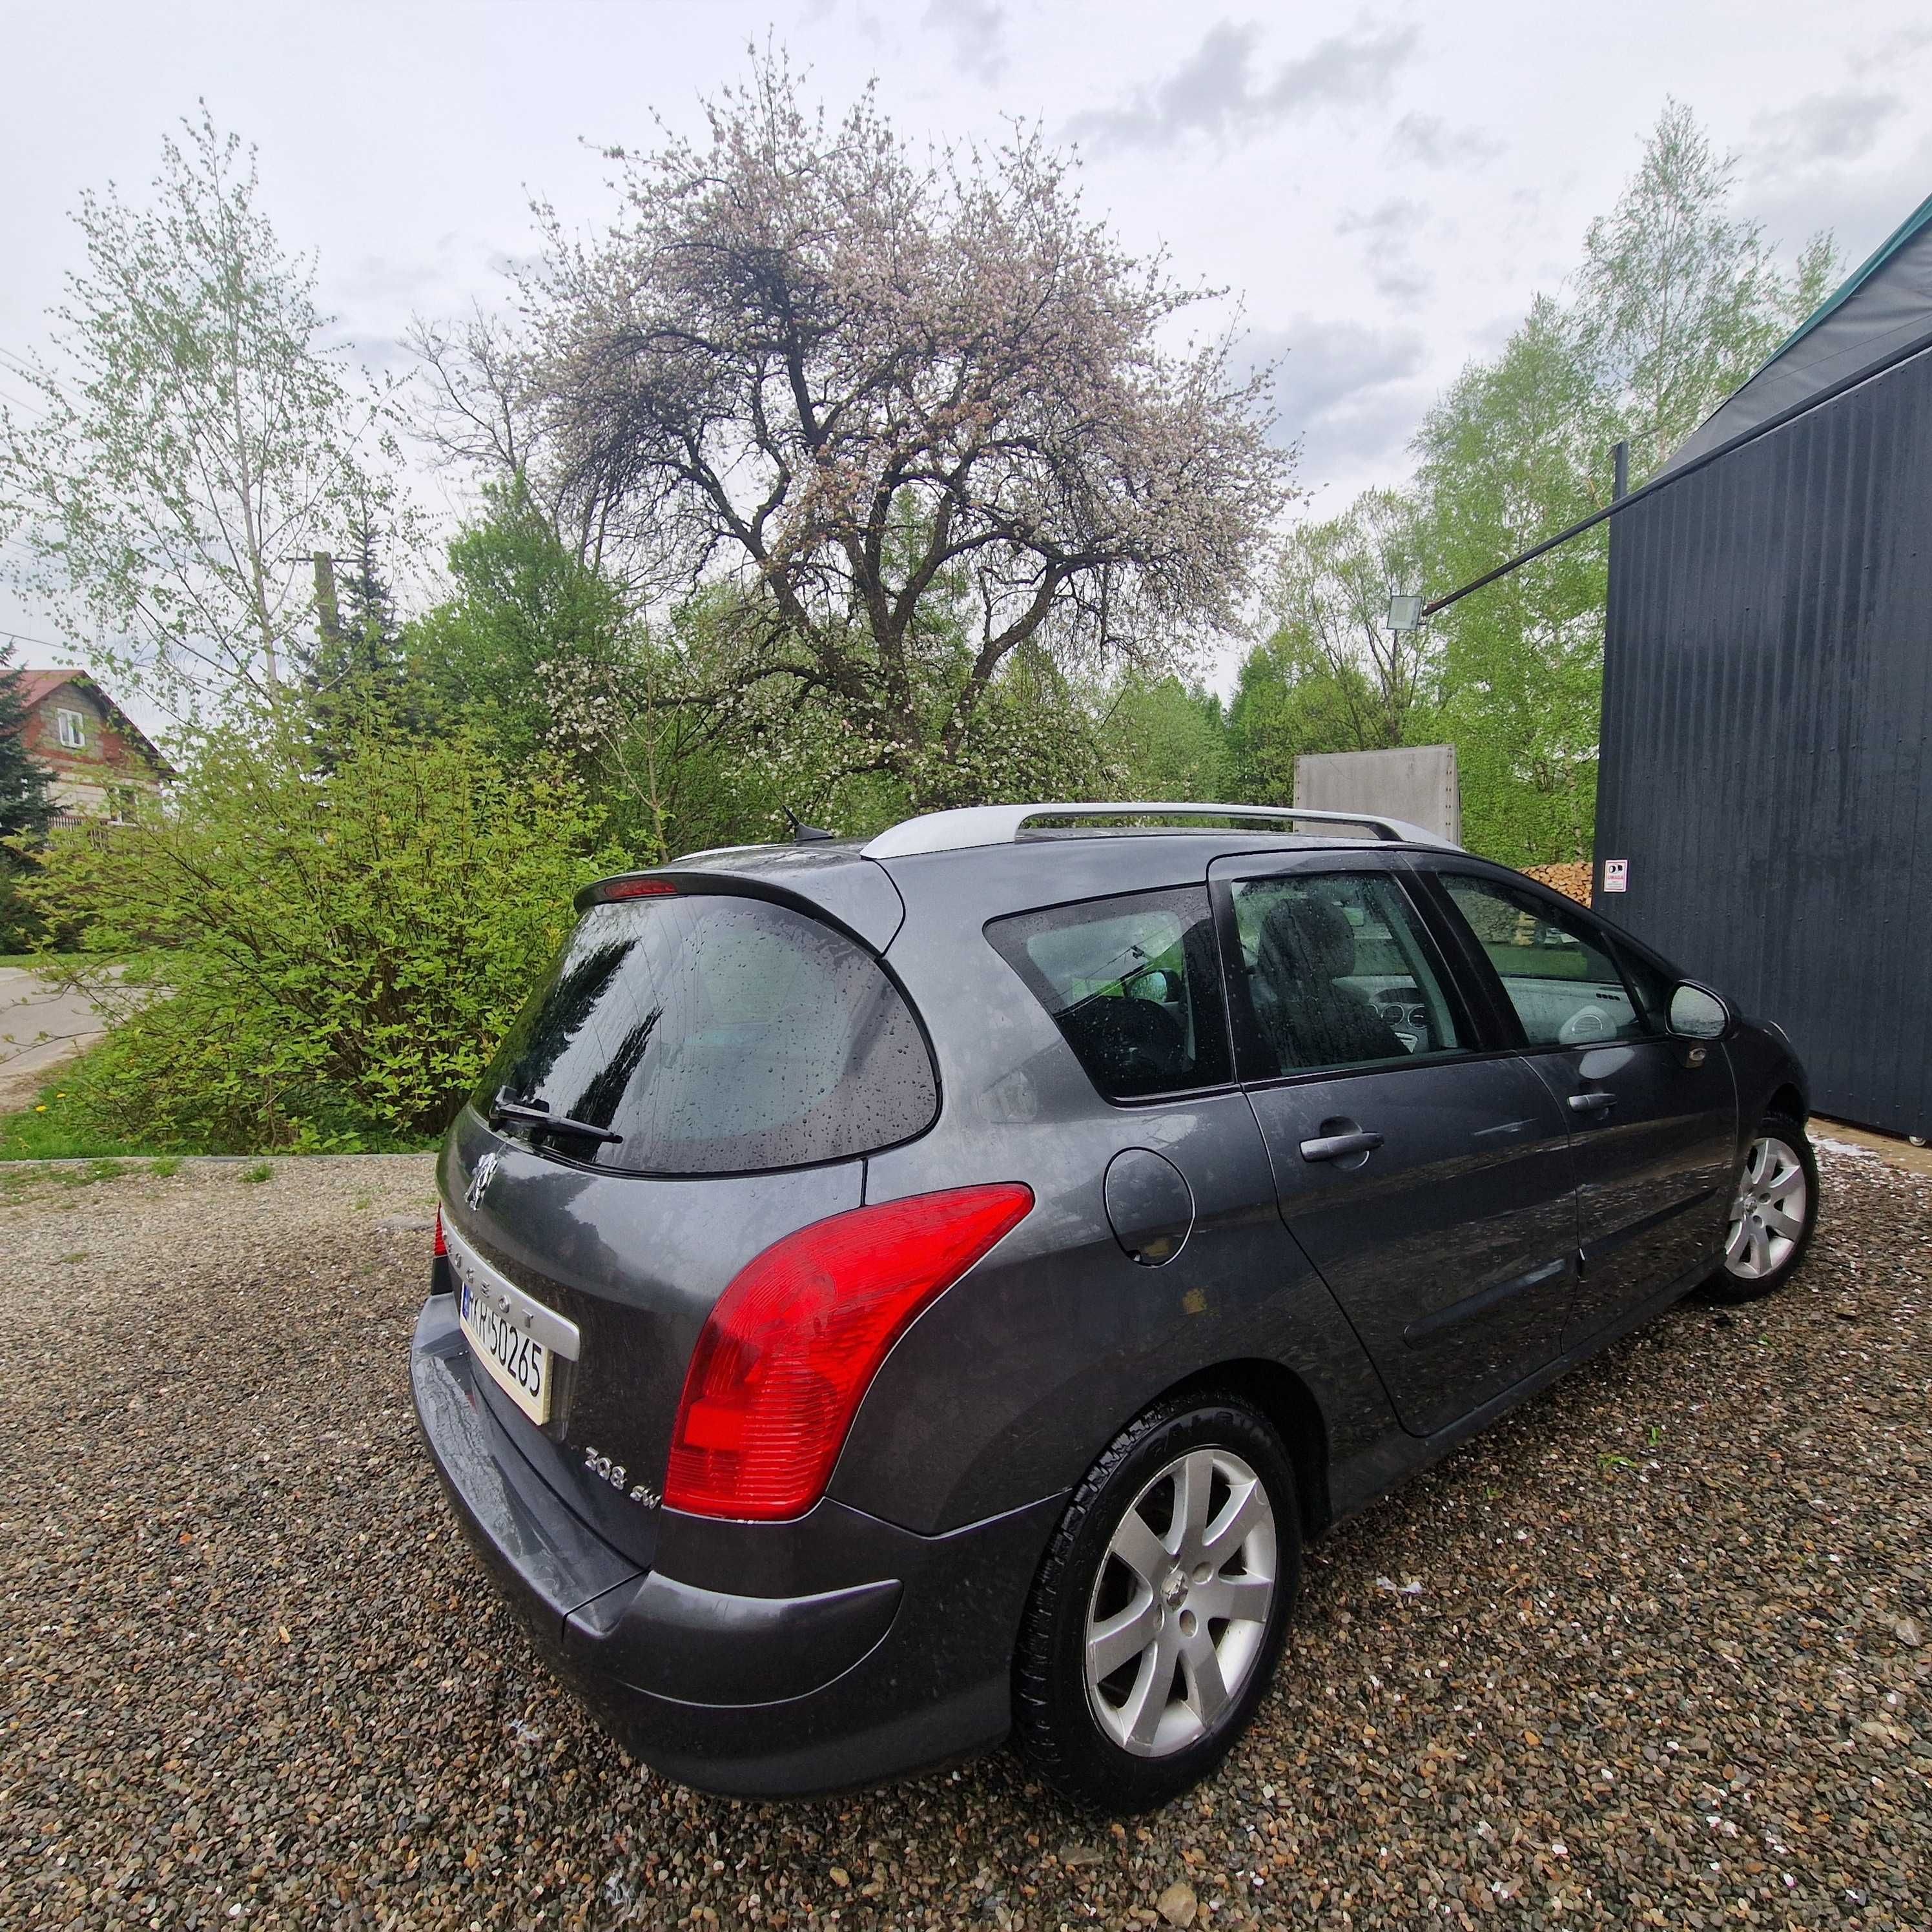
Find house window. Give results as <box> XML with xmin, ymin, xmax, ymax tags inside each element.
<box><xmin>56</xmin><ymin>708</ymin><xmax>85</xmax><ymax>750</ymax></box>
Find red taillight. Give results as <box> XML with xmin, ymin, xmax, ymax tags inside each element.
<box><xmin>598</xmin><ymin>878</ymin><xmax>677</xmax><ymax>901</ymax></box>
<box><xmin>434</xmin><ymin>1208</ymin><xmax>447</xmax><ymax>1257</ymax></box>
<box><xmin>664</xmin><ymin>1183</ymin><xmax>1034</xmax><ymax>1521</ymax></box>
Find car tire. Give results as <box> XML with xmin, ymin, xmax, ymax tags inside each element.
<box><xmin>1012</xmin><ymin>1392</ymin><xmax>1300</xmax><ymax>1813</ymax></box>
<box><xmin>1704</xmin><ymin>1110</ymin><xmax>1820</xmax><ymax>1302</ymax></box>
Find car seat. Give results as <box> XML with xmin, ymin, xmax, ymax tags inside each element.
<box><xmin>1255</xmin><ymin>896</ymin><xmax>1407</xmax><ymax>1071</ymax></box>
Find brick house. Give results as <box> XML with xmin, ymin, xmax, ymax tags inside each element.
<box><xmin>15</xmin><ymin>669</ymin><xmax>173</xmax><ymax>821</ymax></box>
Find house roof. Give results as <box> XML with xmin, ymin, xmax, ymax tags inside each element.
<box><xmin>1661</xmin><ymin>187</ymin><xmax>1932</xmax><ymax>473</ymax></box>
<box><xmin>15</xmin><ymin>668</ymin><xmax>176</xmax><ymax>779</ymax></box>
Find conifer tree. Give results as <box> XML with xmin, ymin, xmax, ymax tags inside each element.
<box><xmin>0</xmin><ymin>643</ymin><xmax>57</xmax><ymax>947</ymax></box>
<box><xmin>0</xmin><ymin>644</ymin><xmax>55</xmax><ymax>845</ymax></box>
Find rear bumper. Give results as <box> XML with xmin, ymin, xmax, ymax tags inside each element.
<box><xmin>411</xmin><ymin>1295</ymin><xmax>1061</xmax><ymax>1796</ymax></box>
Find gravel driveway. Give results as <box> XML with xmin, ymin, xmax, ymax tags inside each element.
<box><xmin>2</xmin><ymin>1147</ymin><xmax>1927</xmax><ymax>1930</ymax></box>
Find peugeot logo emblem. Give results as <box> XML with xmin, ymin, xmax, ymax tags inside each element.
<box><xmin>466</xmin><ymin>1148</ymin><xmax>502</xmax><ymax>1211</ymax></box>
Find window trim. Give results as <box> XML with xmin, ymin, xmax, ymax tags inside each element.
<box><xmin>1412</xmin><ymin>861</ymin><xmax>1669</xmax><ymax>1056</ymax></box>
<box><xmin>56</xmin><ymin>706</ymin><xmax>86</xmax><ymax>750</ymax></box>
<box><xmin>1206</xmin><ymin>851</ymin><xmax>1498</xmax><ymax>1089</ymax></box>
<box><xmin>983</xmin><ymin>881</ymin><xmax>1240</xmax><ymax>1108</ymax></box>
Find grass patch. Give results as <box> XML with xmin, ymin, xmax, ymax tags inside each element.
<box><xmin>0</xmin><ymin>1071</ymin><xmax>149</xmax><ymax>1162</ymax></box>
<box><xmin>240</xmin><ymin>1162</ymin><xmax>275</xmax><ymax>1184</ymax></box>
<box><xmin>0</xmin><ymin>953</ymin><xmax>81</xmax><ymax>971</ymax></box>
<box><xmin>59</xmin><ymin>1158</ymin><xmax>130</xmax><ymax>1189</ymax></box>
<box><xmin>1</xmin><ymin>1040</ymin><xmax>440</xmax><ymax>1162</ymax></box>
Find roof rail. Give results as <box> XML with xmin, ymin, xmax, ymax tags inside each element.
<box><xmin>860</xmin><ymin>801</ymin><xmax>1461</xmax><ymax>860</ymax></box>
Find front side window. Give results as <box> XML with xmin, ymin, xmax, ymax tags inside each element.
<box><xmin>478</xmin><ymin>893</ymin><xmax>937</xmax><ymax>1175</ymax></box>
<box><xmin>1438</xmin><ymin>874</ymin><xmax>1650</xmax><ymax>1047</ymax></box>
<box><xmin>1230</xmin><ymin>870</ymin><xmax>1466</xmax><ymax>1078</ymax></box>
<box><xmin>987</xmin><ymin>887</ymin><xmax>1231</xmax><ymax>1100</ymax></box>
<box><xmin>56</xmin><ymin>708</ymin><xmax>85</xmax><ymax>750</ymax></box>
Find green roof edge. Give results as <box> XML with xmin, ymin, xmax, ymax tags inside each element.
<box><xmin>1760</xmin><ymin>185</ymin><xmax>1932</xmax><ymax>369</ymax></box>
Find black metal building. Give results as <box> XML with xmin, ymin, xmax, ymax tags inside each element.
<box><xmin>1596</xmin><ymin>192</ymin><xmax>1932</xmax><ymax>1139</ymax></box>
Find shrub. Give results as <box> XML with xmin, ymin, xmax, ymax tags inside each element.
<box><xmin>28</xmin><ymin>715</ymin><xmax>611</xmax><ymax>1152</ymax></box>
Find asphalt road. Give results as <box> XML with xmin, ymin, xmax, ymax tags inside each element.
<box><xmin>0</xmin><ymin>966</ymin><xmax>117</xmax><ymax>1113</ymax></box>
<box><xmin>1</xmin><ymin>1146</ymin><xmax>1927</xmax><ymax>1930</ymax></box>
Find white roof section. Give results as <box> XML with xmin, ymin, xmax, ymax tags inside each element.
<box><xmin>860</xmin><ymin>801</ymin><xmax>1460</xmax><ymax>860</ymax></box>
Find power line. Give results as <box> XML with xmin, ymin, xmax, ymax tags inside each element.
<box><xmin>0</xmin><ymin>626</ymin><xmax>81</xmax><ymax>656</ymax></box>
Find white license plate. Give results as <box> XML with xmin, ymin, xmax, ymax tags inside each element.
<box><xmin>459</xmin><ymin>1279</ymin><xmax>554</xmax><ymax>1424</ymax></box>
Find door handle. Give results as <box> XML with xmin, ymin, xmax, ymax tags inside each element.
<box><xmin>1568</xmin><ymin>1091</ymin><xmax>1617</xmax><ymax>1113</ymax></box>
<box><xmin>1300</xmin><ymin>1128</ymin><xmax>1385</xmax><ymax>1163</ymax></box>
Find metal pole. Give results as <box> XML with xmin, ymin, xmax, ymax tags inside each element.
<box><xmin>1612</xmin><ymin>440</ymin><xmax>1629</xmax><ymax>502</ymax></box>
<box><xmin>1421</xmin><ymin>324</ymin><xmax>1932</xmax><ymax>619</ymax></box>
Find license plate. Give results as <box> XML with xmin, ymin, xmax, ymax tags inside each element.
<box><xmin>459</xmin><ymin>1279</ymin><xmax>553</xmax><ymax>1424</ymax></box>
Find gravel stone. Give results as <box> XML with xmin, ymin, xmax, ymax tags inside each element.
<box><xmin>1156</xmin><ymin>1876</ymin><xmax>1198</xmax><ymax>1924</ymax></box>
<box><xmin>2</xmin><ymin>1146</ymin><xmax>1928</xmax><ymax>1929</ymax></box>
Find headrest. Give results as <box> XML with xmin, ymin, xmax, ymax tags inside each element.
<box><xmin>1259</xmin><ymin>894</ymin><xmax>1356</xmax><ymax>983</ymax></box>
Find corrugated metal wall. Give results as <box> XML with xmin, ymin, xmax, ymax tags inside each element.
<box><xmin>1597</xmin><ymin>344</ymin><xmax>1932</xmax><ymax>1139</ymax></box>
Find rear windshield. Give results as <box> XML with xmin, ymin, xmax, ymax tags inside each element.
<box><xmin>477</xmin><ymin>893</ymin><xmax>937</xmax><ymax>1175</ymax></box>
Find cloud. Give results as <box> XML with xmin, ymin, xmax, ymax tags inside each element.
<box><xmin>1745</xmin><ymin>125</ymin><xmax>1932</xmax><ymax>272</ymax></box>
<box><xmin>1335</xmin><ymin>200</ymin><xmax>1434</xmax><ymax>302</ymax></box>
<box><xmin>1749</xmin><ymin>89</ymin><xmax>1904</xmax><ymax>176</ymax></box>
<box><xmin>1742</xmin><ymin>76</ymin><xmax>1930</xmax><ymax>269</ymax></box>
<box><xmin>1335</xmin><ymin>198</ymin><xmax>1425</xmax><ymax>238</ymax></box>
<box><xmin>1068</xmin><ymin>20</ymin><xmax>1417</xmax><ymax>151</ymax></box>
<box><xmin>1237</xmin><ymin>317</ymin><xmax>1428</xmax><ymax>487</ymax></box>
<box><xmin>1386</xmin><ymin>112</ymin><xmax>1503</xmax><ymax>172</ymax></box>
<box><xmin>922</xmin><ymin>0</ymin><xmax>1007</xmax><ymax>83</ymax></box>
<box><xmin>1849</xmin><ymin>25</ymin><xmax>1932</xmax><ymax>77</ymax></box>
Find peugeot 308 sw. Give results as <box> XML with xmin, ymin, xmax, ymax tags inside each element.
<box><xmin>413</xmin><ymin>803</ymin><xmax>1818</xmax><ymax>1811</ymax></box>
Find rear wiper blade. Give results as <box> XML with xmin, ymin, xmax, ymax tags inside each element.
<box><xmin>489</xmin><ymin>1088</ymin><xmax>624</xmax><ymax>1146</ymax></box>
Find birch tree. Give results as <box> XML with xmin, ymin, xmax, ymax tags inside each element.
<box><xmin>1573</xmin><ymin>99</ymin><xmax>1839</xmax><ymax>481</ymax></box>
<box><xmin>0</xmin><ymin>109</ymin><xmax>398</xmax><ymax>715</ymax></box>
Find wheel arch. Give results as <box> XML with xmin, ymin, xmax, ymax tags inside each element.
<box><xmin>1767</xmin><ymin>1081</ymin><xmax>1807</xmax><ymax>1125</ymax></box>
<box><xmin>1146</xmin><ymin>1357</ymin><xmax>1333</xmax><ymax>1541</ymax></box>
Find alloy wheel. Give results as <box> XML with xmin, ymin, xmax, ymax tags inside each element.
<box><xmin>1083</xmin><ymin>1446</ymin><xmax>1277</xmax><ymax>1757</ymax></box>
<box><xmin>1725</xmin><ymin>1135</ymin><xmax>1808</xmax><ymax>1280</ymax></box>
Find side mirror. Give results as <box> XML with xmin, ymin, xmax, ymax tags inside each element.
<box><xmin>1668</xmin><ymin>981</ymin><xmax>1731</xmax><ymax>1041</ymax></box>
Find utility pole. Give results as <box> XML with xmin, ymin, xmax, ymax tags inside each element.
<box><xmin>312</xmin><ymin>550</ymin><xmax>342</xmax><ymax>650</ymax></box>
<box><xmin>1612</xmin><ymin>440</ymin><xmax>1630</xmax><ymax>502</ymax></box>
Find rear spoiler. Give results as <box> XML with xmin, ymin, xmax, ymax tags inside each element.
<box><xmin>575</xmin><ymin>855</ymin><xmax>906</xmax><ymax>954</ymax></box>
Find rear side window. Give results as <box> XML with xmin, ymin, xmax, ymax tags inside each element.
<box><xmin>478</xmin><ymin>894</ymin><xmax>936</xmax><ymax>1175</ymax></box>
<box><xmin>987</xmin><ymin>887</ymin><xmax>1232</xmax><ymax>1100</ymax></box>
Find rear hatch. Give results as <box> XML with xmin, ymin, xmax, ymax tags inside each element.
<box><xmin>438</xmin><ymin>865</ymin><xmax>937</xmax><ymax>1563</ymax></box>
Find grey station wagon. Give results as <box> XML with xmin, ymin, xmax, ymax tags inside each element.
<box><xmin>413</xmin><ymin>803</ymin><xmax>1818</xmax><ymax>1811</ymax></box>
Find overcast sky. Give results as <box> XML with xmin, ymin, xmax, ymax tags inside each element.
<box><xmin>4</xmin><ymin>0</ymin><xmax>1930</xmax><ymax>686</ymax></box>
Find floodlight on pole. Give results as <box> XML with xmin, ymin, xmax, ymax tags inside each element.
<box><xmin>1386</xmin><ymin>593</ymin><xmax>1424</xmax><ymax>634</ymax></box>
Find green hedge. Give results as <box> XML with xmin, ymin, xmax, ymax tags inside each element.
<box><xmin>24</xmin><ymin>717</ymin><xmax>613</xmax><ymax>1153</ymax></box>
